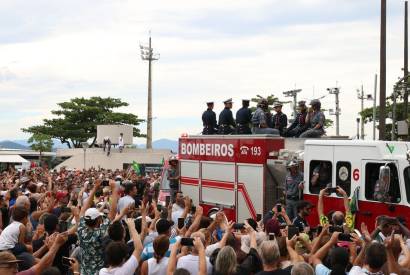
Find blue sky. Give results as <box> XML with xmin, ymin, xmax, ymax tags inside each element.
<box><xmin>0</xmin><ymin>0</ymin><xmax>407</xmax><ymax>142</ymax></box>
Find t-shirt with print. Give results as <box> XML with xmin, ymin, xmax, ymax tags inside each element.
<box><xmin>78</xmin><ymin>216</ymin><xmax>111</xmax><ymax>275</ymax></box>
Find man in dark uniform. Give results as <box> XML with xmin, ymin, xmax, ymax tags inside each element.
<box><xmin>235</xmin><ymin>99</ymin><xmax>252</xmax><ymax>134</ymax></box>
<box><xmin>285</xmin><ymin>101</ymin><xmax>309</xmax><ymax>137</ymax></box>
<box><xmin>218</xmin><ymin>98</ymin><xmax>235</xmax><ymax>134</ymax></box>
<box><xmin>202</xmin><ymin>102</ymin><xmax>218</xmax><ymax>135</ymax></box>
<box><xmin>251</xmin><ymin>98</ymin><xmax>279</xmax><ymax>135</ymax></box>
<box><xmin>272</xmin><ymin>102</ymin><xmax>288</xmax><ymax>136</ymax></box>
<box><xmin>300</xmin><ymin>99</ymin><xmax>325</xmax><ymax>138</ymax></box>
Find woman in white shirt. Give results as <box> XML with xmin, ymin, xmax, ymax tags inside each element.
<box><xmin>99</xmin><ymin>218</ymin><xmax>142</xmax><ymax>275</ymax></box>
<box><xmin>141</xmin><ymin>235</ymin><xmax>170</xmax><ymax>275</ymax></box>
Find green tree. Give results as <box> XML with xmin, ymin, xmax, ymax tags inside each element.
<box><xmin>250</xmin><ymin>94</ymin><xmax>333</xmax><ymax>128</ymax></box>
<box><xmin>360</xmin><ymin>89</ymin><xmax>409</xmax><ymax>140</ymax></box>
<box><xmin>23</xmin><ymin>97</ymin><xmax>144</xmax><ymax>148</ymax></box>
<box><xmin>27</xmin><ymin>133</ymin><xmax>53</xmax><ymax>162</ymax></box>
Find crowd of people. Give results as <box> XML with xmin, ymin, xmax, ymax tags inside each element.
<box><xmin>0</xmin><ymin>166</ymin><xmax>408</xmax><ymax>275</ymax></box>
<box><xmin>201</xmin><ymin>98</ymin><xmax>325</xmax><ymax>138</ymax></box>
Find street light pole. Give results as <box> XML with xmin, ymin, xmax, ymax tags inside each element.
<box><xmin>81</xmin><ymin>142</ymin><xmax>89</xmax><ymax>170</ymax></box>
<box><xmin>283</xmin><ymin>89</ymin><xmax>302</xmax><ymax>120</ymax></box>
<box><xmin>392</xmin><ymin>86</ymin><xmax>397</xmax><ymax>141</ymax></box>
<box><xmin>140</xmin><ymin>34</ymin><xmax>160</xmax><ymax>149</ymax></box>
<box><xmin>327</xmin><ymin>87</ymin><xmax>341</xmax><ymax>136</ymax></box>
<box><xmin>357</xmin><ymin>85</ymin><xmax>366</xmax><ymax>139</ymax></box>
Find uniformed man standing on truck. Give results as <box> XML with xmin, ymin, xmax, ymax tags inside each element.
<box><xmin>167</xmin><ymin>156</ymin><xmax>180</xmax><ymax>198</ymax></box>
<box><xmin>285</xmin><ymin>160</ymin><xmax>304</xmax><ymax>220</ymax></box>
<box><xmin>251</xmin><ymin>98</ymin><xmax>279</xmax><ymax>135</ymax></box>
<box><xmin>272</xmin><ymin>102</ymin><xmax>288</xmax><ymax>136</ymax></box>
<box><xmin>285</xmin><ymin>101</ymin><xmax>309</xmax><ymax>137</ymax></box>
<box><xmin>218</xmin><ymin>98</ymin><xmax>235</xmax><ymax>134</ymax></box>
<box><xmin>235</xmin><ymin>99</ymin><xmax>252</xmax><ymax>134</ymax></box>
<box><xmin>300</xmin><ymin>99</ymin><xmax>325</xmax><ymax>138</ymax></box>
<box><xmin>202</xmin><ymin>102</ymin><xmax>218</xmax><ymax>135</ymax></box>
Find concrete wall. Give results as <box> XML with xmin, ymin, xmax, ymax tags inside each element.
<box><xmin>56</xmin><ymin>147</ymin><xmax>172</xmax><ymax>170</ymax></box>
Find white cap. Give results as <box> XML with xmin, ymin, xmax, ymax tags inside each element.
<box><xmin>84</xmin><ymin>208</ymin><xmax>103</xmax><ymax>220</ymax></box>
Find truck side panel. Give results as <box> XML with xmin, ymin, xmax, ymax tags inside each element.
<box><xmin>237</xmin><ymin>164</ymin><xmax>264</xmax><ymax>221</ymax></box>
<box><xmin>201</xmin><ymin>162</ymin><xmax>235</xmax><ymax>208</ymax></box>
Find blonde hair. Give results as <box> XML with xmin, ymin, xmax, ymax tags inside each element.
<box><xmin>215</xmin><ymin>246</ymin><xmax>237</xmax><ymax>275</ymax></box>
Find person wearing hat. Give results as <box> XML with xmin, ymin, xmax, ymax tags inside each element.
<box><xmin>284</xmin><ymin>101</ymin><xmax>309</xmax><ymax>138</ymax></box>
<box><xmin>251</xmin><ymin>98</ymin><xmax>279</xmax><ymax>135</ymax></box>
<box><xmin>167</xmin><ymin>156</ymin><xmax>180</xmax><ymax>198</ymax></box>
<box><xmin>299</xmin><ymin>99</ymin><xmax>325</xmax><ymax>138</ymax></box>
<box><xmin>235</xmin><ymin>99</ymin><xmax>252</xmax><ymax>134</ymax></box>
<box><xmin>272</xmin><ymin>102</ymin><xmax>288</xmax><ymax>136</ymax></box>
<box><xmin>217</xmin><ymin>98</ymin><xmax>236</xmax><ymax>135</ymax></box>
<box><xmin>202</xmin><ymin>102</ymin><xmax>218</xmax><ymax>135</ymax></box>
<box><xmin>77</xmin><ymin>179</ymin><xmax>119</xmax><ymax>275</ymax></box>
<box><xmin>285</xmin><ymin>160</ymin><xmax>304</xmax><ymax>221</ymax></box>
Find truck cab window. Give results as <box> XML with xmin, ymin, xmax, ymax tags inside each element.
<box><xmin>404</xmin><ymin>167</ymin><xmax>410</xmax><ymax>204</ymax></box>
<box><xmin>309</xmin><ymin>160</ymin><xmax>332</xmax><ymax>194</ymax></box>
<box><xmin>336</xmin><ymin>161</ymin><xmax>351</xmax><ymax>196</ymax></box>
<box><xmin>365</xmin><ymin>163</ymin><xmax>401</xmax><ymax>203</ymax></box>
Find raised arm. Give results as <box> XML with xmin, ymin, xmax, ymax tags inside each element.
<box><xmin>185</xmin><ymin>206</ymin><xmax>203</xmax><ymax>237</ymax></box>
<box><xmin>311</xmin><ymin>232</ymin><xmax>340</xmax><ymax>267</ymax></box>
<box><xmin>167</xmin><ymin>240</ymin><xmax>181</xmax><ymax>275</ymax></box>
<box><xmin>287</xmin><ymin>236</ymin><xmax>304</xmax><ymax>263</ymax></box>
<box><xmin>125</xmin><ymin>218</ymin><xmax>143</xmax><ymax>261</ymax></box>
<box><xmin>317</xmin><ymin>188</ymin><xmax>326</xmax><ymax>223</ymax></box>
<box><xmin>32</xmin><ymin>233</ymin><xmax>68</xmax><ymax>275</ymax></box>
<box><xmin>66</xmin><ymin>206</ymin><xmax>80</xmax><ymax>235</ymax></box>
<box><xmin>108</xmin><ymin>180</ymin><xmax>119</xmax><ymax>221</ymax></box>
<box><xmin>80</xmin><ymin>180</ymin><xmax>100</xmax><ymax>217</ymax></box>
<box><xmin>194</xmin><ymin>237</ymin><xmax>207</xmax><ymax>275</ymax></box>
<box><xmin>336</xmin><ymin>186</ymin><xmax>350</xmax><ymax>213</ymax></box>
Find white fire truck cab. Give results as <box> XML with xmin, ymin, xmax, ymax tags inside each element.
<box><xmin>177</xmin><ymin>135</ymin><xmax>410</xmax><ymax>230</ymax></box>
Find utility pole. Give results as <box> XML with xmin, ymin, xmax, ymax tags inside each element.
<box><xmin>283</xmin><ymin>89</ymin><xmax>301</xmax><ymax>120</ymax></box>
<box><xmin>357</xmin><ymin>85</ymin><xmax>368</xmax><ymax>139</ymax></box>
<box><xmin>373</xmin><ymin>74</ymin><xmax>378</xmax><ymax>140</ymax></box>
<box><xmin>379</xmin><ymin>0</ymin><xmax>387</xmax><ymax>140</ymax></box>
<box><xmin>327</xmin><ymin>87</ymin><xmax>341</xmax><ymax>136</ymax></box>
<box><xmin>405</xmin><ymin>1</ymin><xmax>409</xmax><ymax>124</ymax></box>
<box><xmin>140</xmin><ymin>34</ymin><xmax>160</xmax><ymax>149</ymax></box>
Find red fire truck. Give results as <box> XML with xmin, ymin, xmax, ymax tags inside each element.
<box><xmin>175</xmin><ymin>135</ymin><xmax>410</xmax><ymax>230</ymax></box>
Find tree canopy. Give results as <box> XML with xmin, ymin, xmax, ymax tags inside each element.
<box><xmin>23</xmin><ymin>97</ymin><xmax>144</xmax><ymax>148</ymax></box>
<box><xmin>360</xmin><ymin>90</ymin><xmax>409</xmax><ymax>140</ymax></box>
<box><xmin>28</xmin><ymin>133</ymin><xmax>53</xmax><ymax>153</ymax></box>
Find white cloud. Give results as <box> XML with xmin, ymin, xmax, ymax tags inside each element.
<box><xmin>0</xmin><ymin>0</ymin><xmax>406</xmax><ymax>141</ymax></box>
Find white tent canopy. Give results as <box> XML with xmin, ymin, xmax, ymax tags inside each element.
<box><xmin>0</xmin><ymin>155</ymin><xmax>29</xmax><ymax>163</ymax></box>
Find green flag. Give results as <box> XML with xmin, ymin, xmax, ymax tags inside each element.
<box><xmin>349</xmin><ymin>186</ymin><xmax>360</xmax><ymax>213</ymax></box>
<box><xmin>161</xmin><ymin>157</ymin><xmax>165</xmax><ymax>166</ymax></box>
<box><xmin>348</xmin><ymin>186</ymin><xmax>360</xmax><ymax>229</ymax></box>
<box><xmin>132</xmin><ymin>161</ymin><xmax>141</xmax><ymax>175</ymax></box>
